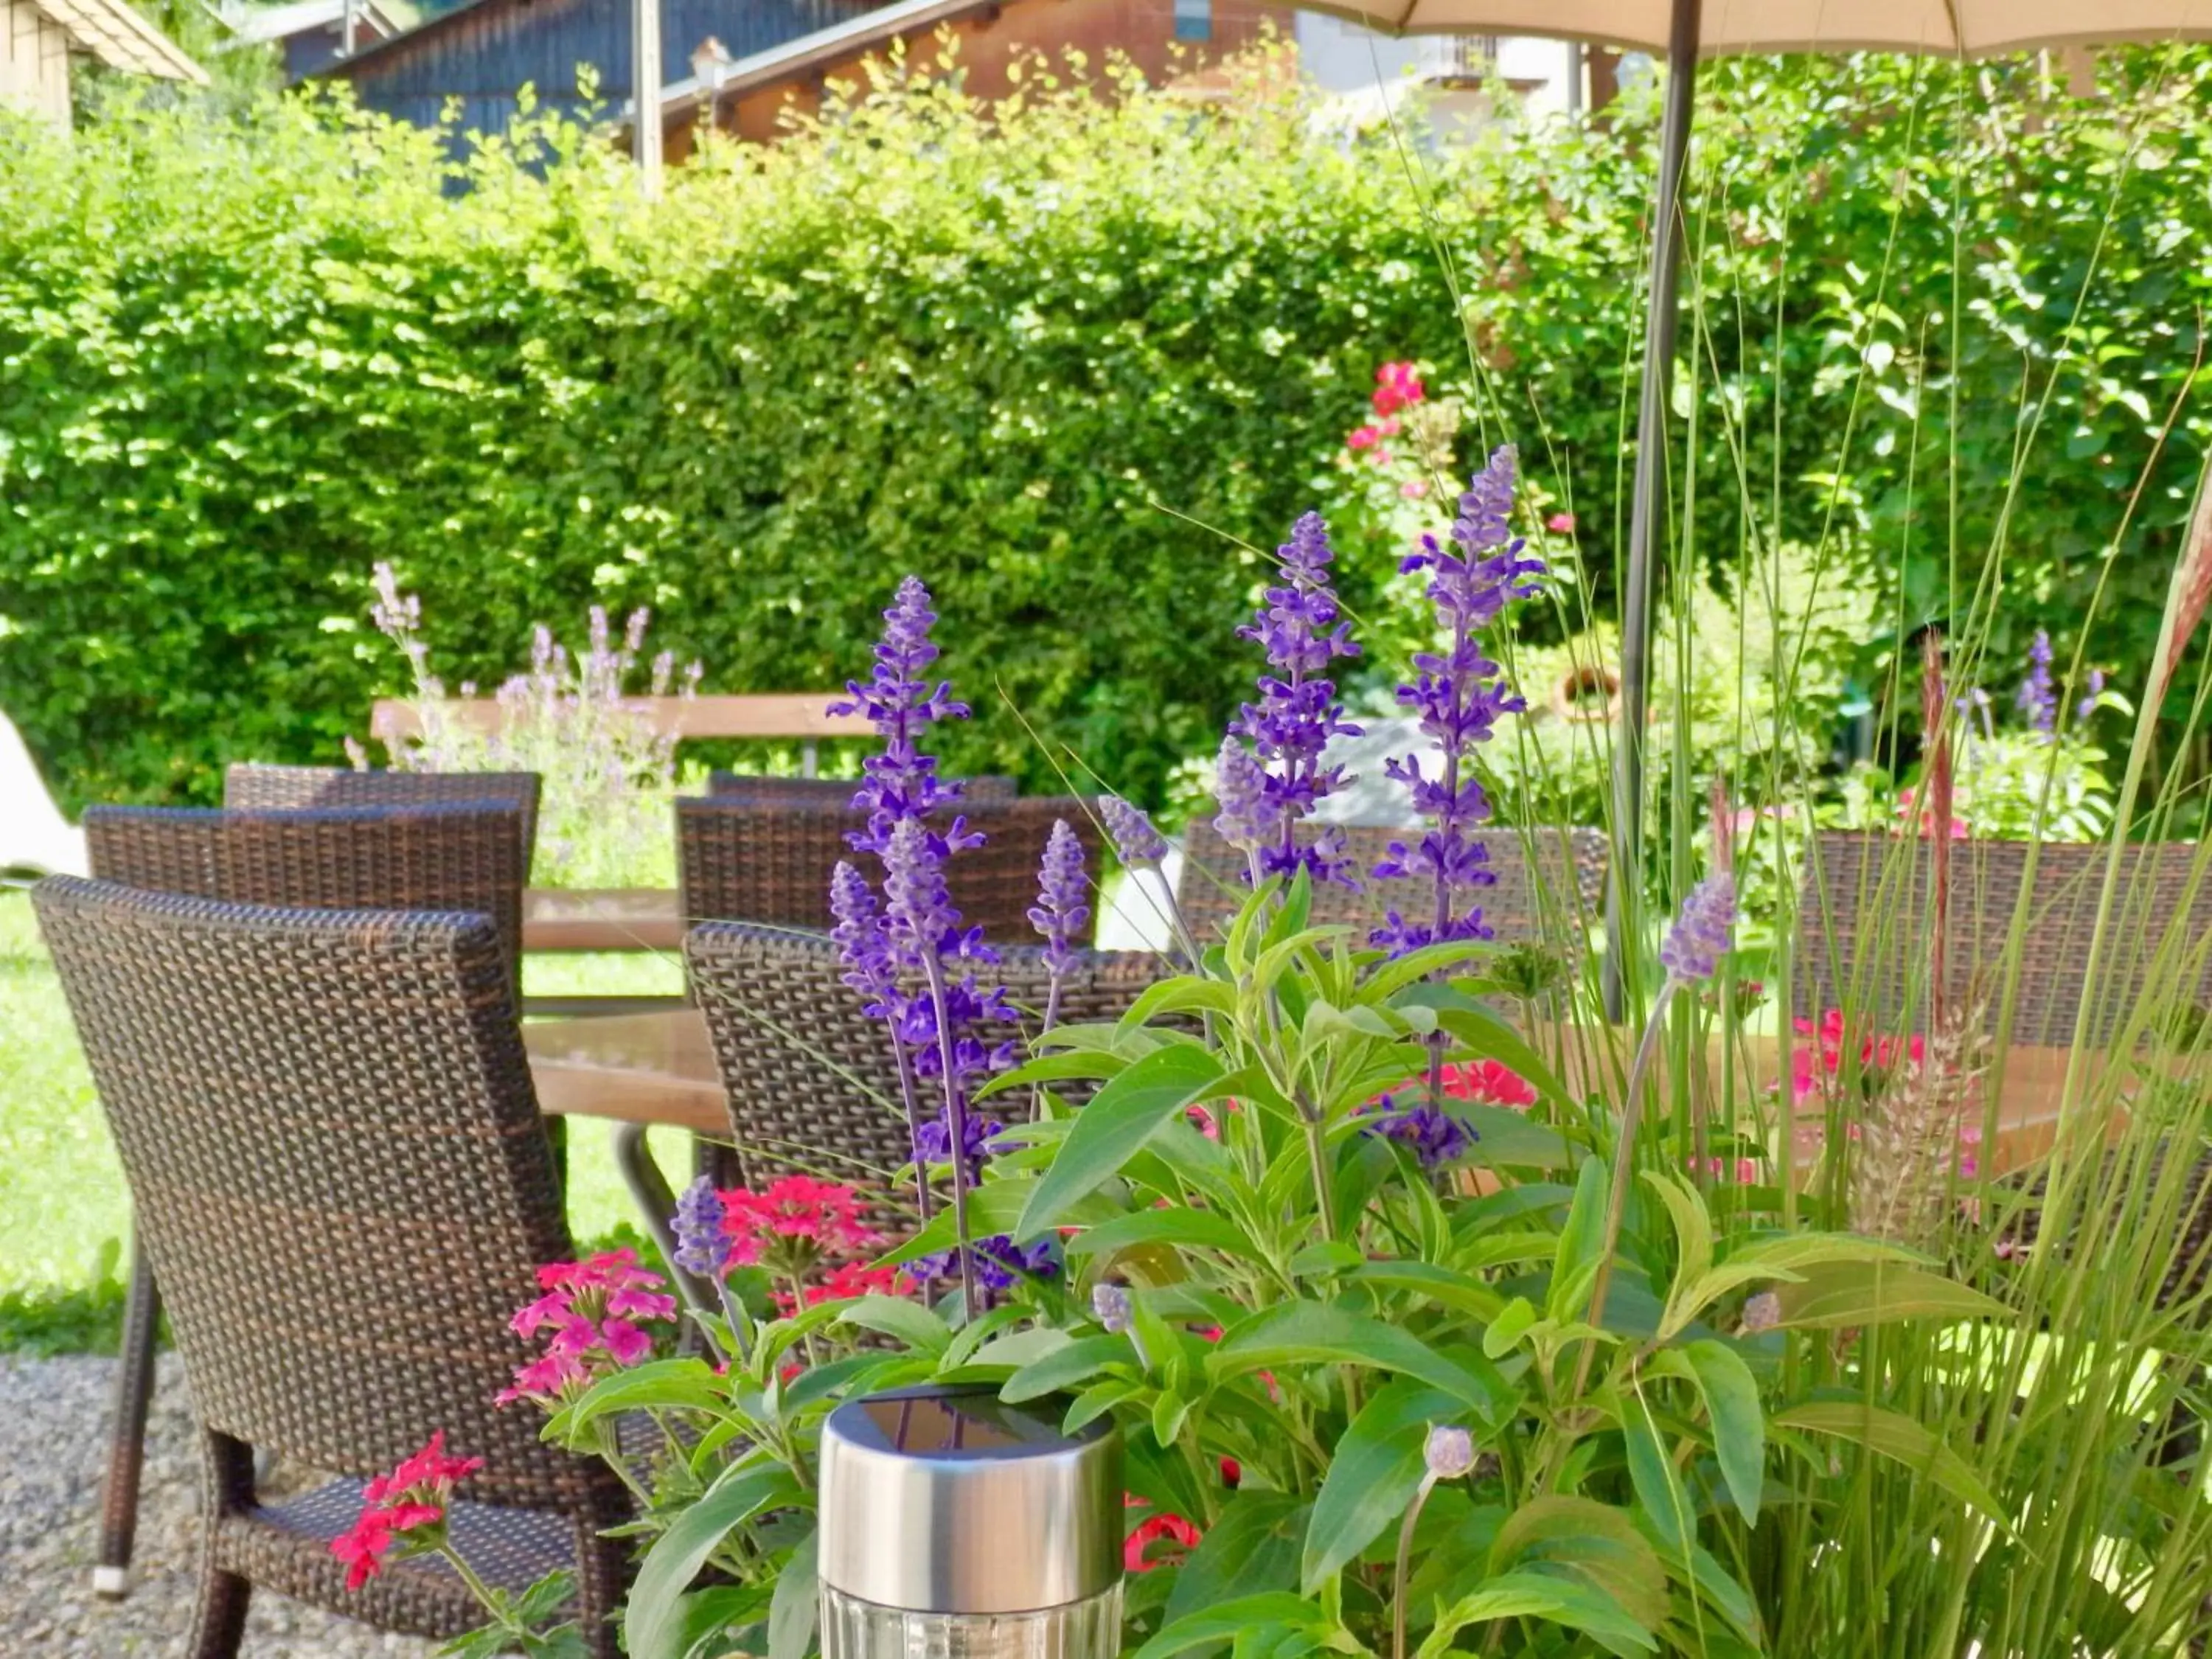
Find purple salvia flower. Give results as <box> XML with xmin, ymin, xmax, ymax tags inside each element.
<box><xmin>1212</xmin><ymin>737</ymin><xmax>1276</xmax><ymax>855</ymax></box>
<box><xmin>914</xmin><ymin>1111</ymin><xmax>1005</xmax><ymax>1176</ymax></box>
<box><xmin>1660</xmin><ymin>873</ymin><xmax>1737</xmax><ymax>985</ymax></box>
<box><xmin>2017</xmin><ymin>630</ymin><xmax>2056</xmax><ymax>735</ymax></box>
<box><xmin>830</xmin><ymin>860</ymin><xmax>897</xmax><ymax>1015</ymax></box>
<box><xmin>2076</xmin><ymin>667</ymin><xmax>2106</xmax><ymax>728</ymax></box>
<box><xmin>1360</xmin><ymin>1093</ymin><xmax>1473</xmax><ymax>1170</ymax></box>
<box><xmin>1231</xmin><ymin>512</ymin><xmax>1364</xmax><ymax>888</ymax></box>
<box><xmin>833</xmin><ymin>576</ymin><xmax>971</xmax><ymax>857</ymax></box>
<box><xmin>1029</xmin><ymin>819</ymin><xmax>1090</xmax><ymax>975</ymax></box>
<box><xmin>1091</xmin><ymin>1283</ymin><xmax>1133</xmax><ymax>1334</ymax></box>
<box><xmin>671</xmin><ymin>1175</ymin><xmax>732</xmax><ymax>1278</ymax></box>
<box><xmin>912</xmin><ymin>1235</ymin><xmax>1057</xmax><ymax>1295</ymax></box>
<box><xmin>1099</xmin><ymin>796</ymin><xmax>1168</xmax><ymax>867</ymax></box>
<box><xmin>1371</xmin><ymin>445</ymin><xmax>1545</xmax><ymax>959</ymax></box>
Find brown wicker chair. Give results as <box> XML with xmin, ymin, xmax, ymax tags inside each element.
<box><xmin>677</xmin><ymin>795</ymin><xmax>1099</xmax><ymax>939</ymax></box>
<box><xmin>224</xmin><ymin>765</ymin><xmax>541</xmax><ymax>877</ymax></box>
<box><xmin>32</xmin><ymin>878</ymin><xmax>629</xmax><ymax>1658</ymax></box>
<box><xmin>684</xmin><ymin>921</ymin><xmax>1165</xmax><ymax>1225</ymax></box>
<box><xmin>706</xmin><ymin>771</ymin><xmax>1016</xmax><ymax>805</ymax></box>
<box><xmin>1173</xmin><ymin>818</ymin><xmax>1610</xmax><ymax>959</ymax></box>
<box><xmin>78</xmin><ymin>801</ymin><xmax>533</xmax><ymax>1593</ymax></box>
<box><xmin>1795</xmin><ymin>832</ymin><xmax>2212</xmax><ymax>1048</ymax></box>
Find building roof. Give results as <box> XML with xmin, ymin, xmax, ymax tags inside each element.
<box><xmin>223</xmin><ymin>0</ymin><xmax>404</xmax><ymax>44</ymax></box>
<box><xmin>651</xmin><ymin>0</ymin><xmax>988</xmax><ymax>119</ymax></box>
<box><xmin>32</xmin><ymin>0</ymin><xmax>209</xmax><ymax>77</ymax></box>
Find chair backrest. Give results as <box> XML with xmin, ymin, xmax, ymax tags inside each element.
<box><xmin>706</xmin><ymin>773</ymin><xmax>1017</xmax><ymax>806</ymax></box>
<box><xmin>84</xmin><ymin>803</ymin><xmax>529</xmax><ymax>975</ymax></box>
<box><xmin>1175</xmin><ymin>819</ymin><xmax>1609</xmax><ymax>959</ymax></box>
<box><xmin>1795</xmin><ymin>832</ymin><xmax>2212</xmax><ymax>1047</ymax></box>
<box><xmin>677</xmin><ymin>795</ymin><xmax>1099</xmax><ymax>939</ymax></box>
<box><xmin>684</xmin><ymin>921</ymin><xmax>1165</xmax><ymax>1210</ymax></box>
<box><xmin>224</xmin><ymin>765</ymin><xmax>540</xmax><ymax>877</ymax></box>
<box><xmin>31</xmin><ymin>877</ymin><xmax>611</xmax><ymax>1512</ymax></box>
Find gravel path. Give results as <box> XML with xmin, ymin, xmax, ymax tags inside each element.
<box><xmin>0</xmin><ymin>1354</ymin><xmax>437</xmax><ymax>1657</ymax></box>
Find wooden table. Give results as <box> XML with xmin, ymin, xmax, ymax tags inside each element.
<box><xmin>520</xmin><ymin>887</ymin><xmax>688</xmax><ymax>1018</ymax></box>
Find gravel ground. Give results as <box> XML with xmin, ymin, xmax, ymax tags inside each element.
<box><xmin>0</xmin><ymin>1354</ymin><xmax>437</xmax><ymax>1657</ymax></box>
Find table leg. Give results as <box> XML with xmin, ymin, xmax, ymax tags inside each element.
<box><xmin>612</xmin><ymin>1122</ymin><xmax>718</xmax><ymax>1321</ymax></box>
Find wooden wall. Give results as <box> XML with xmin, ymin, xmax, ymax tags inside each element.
<box><xmin>1</xmin><ymin>0</ymin><xmax>72</xmax><ymax>130</ymax></box>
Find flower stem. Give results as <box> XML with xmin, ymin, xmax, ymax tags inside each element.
<box><xmin>436</xmin><ymin>1541</ymin><xmax>521</xmax><ymax>1632</ymax></box>
<box><xmin>1573</xmin><ymin>978</ymin><xmax>1679</xmax><ymax>1399</ymax></box>
<box><xmin>1392</xmin><ymin>1471</ymin><xmax>1441</xmax><ymax>1659</ymax></box>
<box><xmin>919</xmin><ymin>953</ymin><xmax>978</xmax><ymax>1322</ymax></box>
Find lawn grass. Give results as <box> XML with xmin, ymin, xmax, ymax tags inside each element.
<box><xmin>0</xmin><ymin>890</ymin><xmax>698</xmax><ymax>1352</ymax></box>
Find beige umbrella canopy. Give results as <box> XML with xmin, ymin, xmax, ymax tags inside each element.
<box><xmin>1303</xmin><ymin>0</ymin><xmax>2212</xmax><ymax>52</ymax></box>
<box><xmin>1269</xmin><ymin>0</ymin><xmax>2212</xmax><ymax>1014</ymax></box>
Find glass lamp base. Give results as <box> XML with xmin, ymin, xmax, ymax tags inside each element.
<box><xmin>820</xmin><ymin>1583</ymin><xmax>1124</xmax><ymax>1659</ymax></box>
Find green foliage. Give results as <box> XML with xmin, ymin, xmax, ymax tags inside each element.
<box><xmin>7</xmin><ymin>50</ymin><xmax>2212</xmax><ymax>807</ymax></box>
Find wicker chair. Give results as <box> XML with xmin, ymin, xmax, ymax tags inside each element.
<box><xmin>684</xmin><ymin>921</ymin><xmax>1165</xmax><ymax>1225</ymax></box>
<box><xmin>1795</xmin><ymin>832</ymin><xmax>2212</xmax><ymax>1048</ymax></box>
<box><xmin>1173</xmin><ymin>819</ymin><xmax>1610</xmax><ymax>959</ymax></box>
<box><xmin>678</xmin><ymin>795</ymin><xmax>1098</xmax><ymax>939</ymax></box>
<box><xmin>32</xmin><ymin>878</ymin><xmax>629</xmax><ymax>1657</ymax></box>
<box><xmin>78</xmin><ymin>801</ymin><xmax>533</xmax><ymax>1593</ymax></box>
<box><xmin>706</xmin><ymin>771</ymin><xmax>1016</xmax><ymax>805</ymax></box>
<box><xmin>224</xmin><ymin>765</ymin><xmax>541</xmax><ymax>877</ymax></box>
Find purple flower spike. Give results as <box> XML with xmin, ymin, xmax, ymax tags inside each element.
<box><xmin>1231</xmin><ymin>512</ymin><xmax>1363</xmax><ymax>888</ymax></box>
<box><xmin>1371</xmin><ymin>445</ymin><xmax>1545</xmax><ymax>959</ymax></box>
<box><xmin>2076</xmin><ymin>668</ymin><xmax>2106</xmax><ymax>726</ymax></box>
<box><xmin>830</xmin><ymin>860</ymin><xmax>897</xmax><ymax>1016</ymax></box>
<box><xmin>1660</xmin><ymin>873</ymin><xmax>1737</xmax><ymax>986</ymax></box>
<box><xmin>914</xmin><ymin>1110</ymin><xmax>1005</xmax><ymax>1176</ymax></box>
<box><xmin>1029</xmin><ymin>819</ymin><xmax>1090</xmax><ymax>977</ymax></box>
<box><xmin>834</xmin><ymin>576</ymin><xmax>971</xmax><ymax>856</ymax></box>
<box><xmin>671</xmin><ymin>1175</ymin><xmax>731</xmax><ymax>1278</ymax></box>
<box><xmin>1213</xmin><ymin>737</ymin><xmax>1276</xmax><ymax>852</ymax></box>
<box><xmin>1100</xmin><ymin>797</ymin><xmax>1168</xmax><ymax>867</ymax></box>
<box><xmin>2017</xmin><ymin>630</ymin><xmax>2056</xmax><ymax>735</ymax></box>
<box><xmin>1360</xmin><ymin>1093</ymin><xmax>1473</xmax><ymax>1169</ymax></box>
<box><xmin>914</xmin><ymin>1234</ymin><xmax>1058</xmax><ymax>1295</ymax></box>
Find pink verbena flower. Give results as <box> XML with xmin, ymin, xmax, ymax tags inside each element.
<box><xmin>1372</xmin><ymin>361</ymin><xmax>1425</xmax><ymax>417</ymax></box>
<box><xmin>495</xmin><ymin>1248</ymin><xmax>678</xmax><ymax>1409</ymax></box>
<box><xmin>332</xmin><ymin>1433</ymin><xmax>481</xmax><ymax>1591</ymax></box>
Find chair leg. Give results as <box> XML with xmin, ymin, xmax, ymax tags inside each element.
<box><xmin>94</xmin><ymin>1237</ymin><xmax>161</xmax><ymax>1597</ymax></box>
<box><xmin>187</xmin><ymin>1430</ymin><xmax>255</xmax><ymax>1659</ymax></box>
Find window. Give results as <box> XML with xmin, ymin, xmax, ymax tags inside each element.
<box><xmin>1172</xmin><ymin>0</ymin><xmax>1209</xmax><ymax>42</ymax></box>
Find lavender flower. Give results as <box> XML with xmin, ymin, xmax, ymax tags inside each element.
<box><xmin>1739</xmin><ymin>1290</ymin><xmax>1782</xmax><ymax>1335</ymax></box>
<box><xmin>1425</xmin><ymin>1425</ymin><xmax>1475</xmax><ymax>1479</ymax></box>
<box><xmin>1091</xmin><ymin>1283</ymin><xmax>1133</xmax><ymax>1334</ymax></box>
<box><xmin>2017</xmin><ymin>630</ymin><xmax>2057</xmax><ymax>735</ymax></box>
<box><xmin>1029</xmin><ymin>820</ymin><xmax>1091</xmax><ymax>975</ymax></box>
<box><xmin>1098</xmin><ymin>796</ymin><xmax>1167</xmax><ymax>867</ymax></box>
<box><xmin>1659</xmin><ymin>873</ymin><xmax>1737</xmax><ymax>986</ymax></box>
<box><xmin>1371</xmin><ymin>446</ymin><xmax>1545</xmax><ymax>959</ymax></box>
<box><xmin>830</xmin><ymin>860</ymin><xmax>897</xmax><ymax>1015</ymax></box>
<box><xmin>671</xmin><ymin>1176</ymin><xmax>732</xmax><ymax>1279</ymax></box>
<box><xmin>1360</xmin><ymin>1093</ymin><xmax>1473</xmax><ymax>1169</ymax></box>
<box><xmin>1212</xmin><ymin>736</ymin><xmax>1276</xmax><ymax>854</ymax></box>
<box><xmin>1231</xmin><ymin>512</ymin><xmax>1363</xmax><ymax>888</ymax></box>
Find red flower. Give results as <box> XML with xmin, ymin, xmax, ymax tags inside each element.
<box><xmin>495</xmin><ymin>1346</ymin><xmax>589</xmax><ymax>1408</ymax></box>
<box><xmin>362</xmin><ymin>1430</ymin><xmax>482</xmax><ymax>1507</ymax></box>
<box><xmin>498</xmin><ymin>1251</ymin><xmax>680</xmax><ymax>1410</ymax></box>
<box><xmin>1347</xmin><ymin>425</ymin><xmax>1384</xmax><ymax>451</ymax></box>
<box><xmin>1790</xmin><ymin>1010</ymin><xmax>1927</xmax><ymax>1105</ymax></box>
<box><xmin>1124</xmin><ymin>1509</ymin><xmax>1203</xmax><ymax>1573</ymax></box>
<box><xmin>1545</xmin><ymin>512</ymin><xmax>1576</xmax><ymax>534</ymax></box>
<box><xmin>332</xmin><ymin>1506</ymin><xmax>400</xmax><ymax>1591</ymax></box>
<box><xmin>1372</xmin><ymin>361</ymin><xmax>1425</xmax><ymax>417</ymax></box>
<box><xmin>723</xmin><ymin>1176</ymin><xmax>880</xmax><ymax>1254</ymax></box>
<box><xmin>772</xmin><ymin>1259</ymin><xmax>917</xmax><ymax>1313</ymax></box>
<box><xmin>1439</xmin><ymin>1059</ymin><xmax>1537</xmax><ymax>1109</ymax></box>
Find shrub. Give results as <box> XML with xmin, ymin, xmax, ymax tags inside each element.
<box><xmin>1</xmin><ymin>49</ymin><xmax>2209</xmax><ymax>813</ymax></box>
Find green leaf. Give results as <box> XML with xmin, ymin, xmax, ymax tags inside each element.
<box><xmin>546</xmin><ymin>1357</ymin><xmax>726</xmax><ymax>1437</ymax></box>
<box><xmin>1130</xmin><ymin>1593</ymin><xmax>1330</xmax><ymax>1659</ymax></box>
<box><xmin>1213</xmin><ymin>1304</ymin><xmax>1510</xmax><ymax>1420</ymax></box>
<box><xmin>1548</xmin><ymin>1155</ymin><xmax>1610</xmax><ymax>1324</ymax></box>
<box><xmin>625</xmin><ymin>1461</ymin><xmax>802</xmax><ymax>1659</ymax></box>
<box><xmin>1681</xmin><ymin>1233</ymin><xmax>1926</xmax><ymax>1313</ymax></box>
<box><xmin>1015</xmin><ymin>1044</ymin><xmax>1231</xmax><ymax>1240</ymax></box>
<box><xmin>1420</xmin><ymin>1571</ymin><xmax>1658</xmax><ymax>1659</ymax></box>
<box><xmin>1454</xmin><ymin>1105</ymin><xmax>1574</xmax><ymax>1169</ymax></box>
<box><xmin>1677</xmin><ymin>1340</ymin><xmax>1765</xmax><ymax>1526</ymax></box>
<box><xmin>1621</xmin><ymin>1391</ymin><xmax>1692</xmax><ymax>1556</ymax></box>
<box><xmin>1641</xmin><ymin>1170</ymin><xmax>1713</xmax><ymax>1332</ymax></box>
<box><xmin>1773</xmin><ymin>1402</ymin><xmax>2009</xmax><ymax>1522</ymax></box>
<box><xmin>1491</xmin><ymin>1496</ymin><xmax>1669</xmax><ymax>1632</ymax></box>
<box><xmin>1482</xmin><ymin>1296</ymin><xmax>1537</xmax><ymax>1360</ymax></box>
<box><xmin>1770</xmin><ymin>1260</ymin><xmax>2013</xmax><ymax>1329</ymax></box>
<box><xmin>1170</xmin><ymin>1492</ymin><xmax>1310</xmax><ymax>1622</ymax></box>
<box><xmin>837</xmin><ymin>1294</ymin><xmax>952</xmax><ymax>1356</ymax></box>
<box><xmin>1119</xmin><ymin>974</ymin><xmax>1242</xmax><ymax>1030</ymax></box>
<box><xmin>766</xmin><ymin>1527</ymin><xmax>818</xmax><ymax>1659</ymax></box>
<box><xmin>981</xmin><ymin>1048</ymin><xmax>1133</xmax><ymax>1097</ymax></box>
<box><xmin>1425</xmin><ymin>998</ymin><xmax>1576</xmax><ymax>1107</ymax></box>
<box><xmin>1001</xmin><ymin>1332</ymin><xmax>1130</xmax><ymax>1402</ymax></box>
<box><xmin>1064</xmin><ymin>1207</ymin><xmax>1270</xmax><ymax>1265</ymax></box>
<box><xmin>1301</xmin><ymin>1377</ymin><xmax>1458</xmax><ymax>1593</ymax></box>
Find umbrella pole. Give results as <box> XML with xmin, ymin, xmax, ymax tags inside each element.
<box><xmin>1601</xmin><ymin>0</ymin><xmax>1703</xmax><ymax>1023</ymax></box>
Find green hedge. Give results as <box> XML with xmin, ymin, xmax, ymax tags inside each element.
<box><xmin>3</xmin><ymin>50</ymin><xmax>2209</xmax><ymax>810</ymax></box>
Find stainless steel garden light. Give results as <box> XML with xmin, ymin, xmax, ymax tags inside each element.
<box><xmin>818</xmin><ymin>1384</ymin><xmax>1123</xmax><ymax>1659</ymax></box>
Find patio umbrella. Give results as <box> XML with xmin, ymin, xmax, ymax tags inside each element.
<box><xmin>1283</xmin><ymin>0</ymin><xmax>2212</xmax><ymax>1016</ymax></box>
